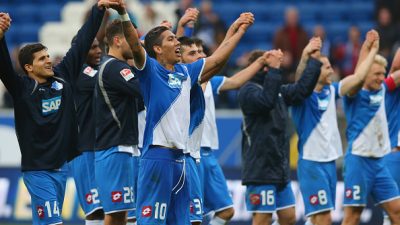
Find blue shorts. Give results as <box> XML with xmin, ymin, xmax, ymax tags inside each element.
<box><xmin>95</xmin><ymin>147</ymin><xmax>135</xmax><ymax>214</ymax></box>
<box><xmin>245</xmin><ymin>182</ymin><xmax>295</xmax><ymax>213</ymax></box>
<box><xmin>199</xmin><ymin>147</ymin><xmax>233</xmax><ymax>215</ymax></box>
<box><xmin>127</xmin><ymin>155</ymin><xmax>140</xmax><ymax>219</ymax></box>
<box><xmin>70</xmin><ymin>152</ymin><xmax>102</xmax><ymax>216</ymax></box>
<box><xmin>187</xmin><ymin>156</ymin><xmax>203</xmax><ymax>222</ymax></box>
<box><xmin>22</xmin><ymin>163</ymin><xmax>68</xmax><ymax>225</ymax></box>
<box><xmin>136</xmin><ymin>147</ymin><xmax>189</xmax><ymax>225</ymax></box>
<box><xmin>343</xmin><ymin>154</ymin><xmax>400</xmax><ymax>206</ymax></box>
<box><xmin>383</xmin><ymin>151</ymin><xmax>400</xmax><ymax>216</ymax></box>
<box><xmin>298</xmin><ymin>159</ymin><xmax>337</xmax><ymax>217</ymax></box>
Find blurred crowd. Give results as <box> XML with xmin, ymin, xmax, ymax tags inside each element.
<box><xmin>1</xmin><ymin>0</ymin><xmax>400</xmax><ymax>109</ymax></box>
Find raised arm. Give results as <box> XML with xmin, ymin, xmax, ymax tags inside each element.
<box><xmin>354</xmin><ymin>29</ymin><xmax>376</xmax><ymax>72</ymax></box>
<box><xmin>176</xmin><ymin>8</ymin><xmax>199</xmax><ymax>38</ymax></box>
<box><xmin>55</xmin><ymin>1</ymin><xmax>117</xmax><ymax>82</ymax></box>
<box><xmin>238</xmin><ymin>50</ymin><xmax>283</xmax><ymax>114</ymax></box>
<box><xmin>220</xmin><ymin>52</ymin><xmax>268</xmax><ymax>91</ymax></box>
<box><xmin>0</xmin><ymin>13</ymin><xmax>21</xmax><ymax>97</ymax></box>
<box><xmin>114</xmin><ymin>1</ymin><xmax>146</xmax><ymax>70</ymax></box>
<box><xmin>389</xmin><ymin>48</ymin><xmax>400</xmax><ymax>74</ymax></box>
<box><xmin>339</xmin><ymin>31</ymin><xmax>379</xmax><ymax>96</ymax></box>
<box><xmin>294</xmin><ymin>37</ymin><xmax>322</xmax><ymax>80</ymax></box>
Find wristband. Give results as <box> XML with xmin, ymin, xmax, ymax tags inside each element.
<box><xmin>385</xmin><ymin>75</ymin><xmax>396</xmax><ymax>91</ymax></box>
<box><xmin>120</xmin><ymin>13</ymin><xmax>130</xmax><ymax>22</ymax></box>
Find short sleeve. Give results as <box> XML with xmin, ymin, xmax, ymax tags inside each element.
<box><xmin>185</xmin><ymin>58</ymin><xmax>206</xmax><ymax>86</ymax></box>
<box><xmin>210</xmin><ymin>76</ymin><xmax>226</xmax><ymax>95</ymax></box>
<box><xmin>332</xmin><ymin>82</ymin><xmax>342</xmax><ymax>99</ymax></box>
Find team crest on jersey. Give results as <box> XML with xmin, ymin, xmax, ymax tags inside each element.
<box><xmin>167</xmin><ymin>72</ymin><xmax>186</xmax><ymax>89</ymax></box>
<box><xmin>142</xmin><ymin>206</ymin><xmax>152</xmax><ymax>217</ymax></box>
<box><xmin>120</xmin><ymin>68</ymin><xmax>135</xmax><ymax>81</ymax></box>
<box><xmin>42</xmin><ymin>96</ymin><xmax>62</xmax><ymax>115</ymax></box>
<box><xmin>317</xmin><ymin>96</ymin><xmax>329</xmax><ymax>111</ymax></box>
<box><xmin>51</xmin><ymin>81</ymin><xmax>63</xmax><ymax>91</ymax></box>
<box><xmin>83</xmin><ymin>66</ymin><xmax>97</xmax><ymax>77</ymax></box>
<box><xmin>86</xmin><ymin>193</ymin><xmax>93</xmax><ymax>204</ymax></box>
<box><xmin>309</xmin><ymin>195</ymin><xmax>319</xmax><ymax>205</ymax></box>
<box><xmin>111</xmin><ymin>191</ymin><xmax>122</xmax><ymax>202</ymax></box>
<box><xmin>37</xmin><ymin>206</ymin><xmax>45</xmax><ymax>218</ymax></box>
<box><xmin>249</xmin><ymin>193</ymin><xmax>261</xmax><ymax>205</ymax></box>
<box><xmin>369</xmin><ymin>90</ymin><xmax>383</xmax><ymax>106</ymax></box>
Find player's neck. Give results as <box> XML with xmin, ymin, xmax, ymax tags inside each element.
<box><xmin>108</xmin><ymin>48</ymin><xmax>125</xmax><ymax>62</ymax></box>
<box><xmin>28</xmin><ymin>73</ymin><xmax>47</xmax><ymax>84</ymax></box>
<box><xmin>157</xmin><ymin>57</ymin><xmax>175</xmax><ymax>71</ymax></box>
<box><xmin>314</xmin><ymin>83</ymin><xmax>324</xmax><ymax>92</ymax></box>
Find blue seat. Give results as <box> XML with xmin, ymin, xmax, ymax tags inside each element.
<box><xmin>12</xmin><ymin>23</ymin><xmax>40</xmax><ymax>44</ymax></box>
<box><xmin>13</xmin><ymin>5</ymin><xmax>38</xmax><ymax>23</ymax></box>
<box><xmin>38</xmin><ymin>4</ymin><xmax>62</xmax><ymax>22</ymax></box>
<box><xmin>319</xmin><ymin>4</ymin><xmax>347</xmax><ymax>22</ymax></box>
<box><xmin>325</xmin><ymin>22</ymin><xmax>350</xmax><ymax>41</ymax></box>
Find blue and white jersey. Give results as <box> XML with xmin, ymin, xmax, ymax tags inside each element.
<box><xmin>201</xmin><ymin>76</ymin><xmax>226</xmax><ymax>150</ymax></box>
<box><xmin>187</xmin><ymin>84</ymin><xmax>206</xmax><ymax>159</ymax></box>
<box><xmin>343</xmin><ymin>83</ymin><xmax>391</xmax><ymax>157</ymax></box>
<box><xmin>385</xmin><ymin>87</ymin><xmax>400</xmax><ymax>148</ymax></box>
<box><xmin>133</xmin><ymin>52</ymin><xmax>206</xmax><ymax>155</ymax></box>
<box><xmin>292</xmin><ymin>84</ymin><xmax>342</xmax><ymax>162</ymax></box>
<box><xmin>138</xmin><ymin>110</ymin><xmax>146</xmax><ymax>149</ymax></box>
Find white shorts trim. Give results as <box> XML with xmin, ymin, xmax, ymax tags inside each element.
<box><xmin>214</xmin><ymin>204</ymin><xmax>234</xmax><ymax>213</ymax></box>
<box><xmin>247</xmin><ymin>210</ymin><xmax>275</xmax><ymax>214</ymax></box>
<box><xmin>276</xmin><ymin>204</ymin><xmax>296</xmax><ymax>211</ymax></box>
<box><xmin>343</xmin><ymin>204</ymin><xmax>366</xmax><ymax>207</ymax></box>
<box><xmin>86</xmin><ymin>206</ymin><xmax>104</xmax><ymax>216</ymax></box>
<box><xmin>127</xmin><ymin>216</ymin><xmax>136</xmax><ymax>219</ymax></box>
<box><xmin>104</xmin><ymin>208</ymin><xmax>135</xmax><ymax>215</ymax></box>
<box><xmin>376</xmin><ymin>196</ymin><xmax>400</xmax><ymax>206</ymax></box>
<box><xmin>305</xmin><ymin>207</ymin><xmax>334</xmax><ymax>217</ymax></box>
<box><xmin>190</xmin><ymin>219</ymin><xmax>203</xmax><ymax>223</ymax></box>
<box><xmin>48</xmin><ymin>222</ymin><xmax>62</xmax><ymax>225</ymax></box>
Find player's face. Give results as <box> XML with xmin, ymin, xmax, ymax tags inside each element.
<box><xmin>181</xmin><ymin>44</ymin><xmax>202</xmax><ymax>63</ymax></box>
<box><xmin>159</xmin><ymin>30</ymin><xmax>181</xmax><ymax>64</ymax></box>
<box><xmin>196</xmin><ymin>44</ymin><xmax>207</xmax><ymax>58</ymax></box>
<box><xmin>87</xmin><ymin>39</ymin><xmax>102</xmax><ymax>66</ymax></box>
<box><xmin>364</xmin><ymin>63</ymin><xmax>386</xmax><ymax>91</ymax></box>
<box><xmin>319</xmin><ymin>57</ymin><xmax>334</xmax><ymax>85</ymax></box>
<box><xmin>29</xmin><ymin>50</ymin><xmax>54</xmax><ymax>78</ymax></box>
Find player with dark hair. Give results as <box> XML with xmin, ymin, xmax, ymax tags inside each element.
<box><xmin>0</xmin><ymin>1</ymin><xmax>119</xmax><ymax>224</ymax></box>
<box><xmin>69</xmin><ymin>36</ymin><xmax>105</xmax><ymax>225</ymax></box>
<box><xmin>115</xmin><ymin>1</ymin><xmax>254</xmax><ymax>223</ymax></box>
<box><xmin>291</xmin><ymin>32</ymin><xmax>379</xmax><ymax>225</ymax></box>
<box><xmin>238</xmin><ymin>41</ymin><xmax>322</xmax><ymax>225</ymax></box>
<box><xmin>93</xmin><ymin>16</ymin><xmax>142</xmax><ymax>225</ymax></box>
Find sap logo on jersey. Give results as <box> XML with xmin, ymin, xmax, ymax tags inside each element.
<box><xmin>142</xmin><ymin>206</ymin><xmax>152</xmax><ymax>217</ymax></box>
<box><xmin>111</xmin><ymin>191</ymin><xmax>122</xmax><ymax>202</ymax></box>
<box><xmin>42</xmin><ymin>96</ymin><xmax>62</xmax><ymax>115</ymax></box>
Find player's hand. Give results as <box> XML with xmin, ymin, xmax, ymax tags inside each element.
<box><xmin>266</xmin><ymin>49</ymin><xmax>283</xmax><ymax>69</ymax></box>
<box><xmin>97</xmin><ymin>0</ymin><xmax>120</xmax><ymax>10</ymax></box>
<box><xmin>178</xmin><ymin>8</ymin><xmax>199</xmax><ymax>27</ymax></box>
<box><xmin>160</xmin><ymin>20</ymin><xmax>173</xmax><ymax>30</ymax></box>
<box><xmin>365</xmin><ymin>29</ymin><xmax>379</xmax><ymax>49</ymax></box>
<box><xmin>111</xmin><ymin>0</ymin><xmax>127</xmax><ymax>15</ymax></box>
<box><xmin>0</xmin><ymin>13</ymin><xmax>11</xmax><ymax>39</ymax></box>
<box><xmin>233</xmin><ymin>12</ymin><xmax>254</xmax><ymax>33</ymax></box>
<box><xmin>303</xmin><ymin>37</ymin><xmax>322</xmax><ymax>57</ymax></box>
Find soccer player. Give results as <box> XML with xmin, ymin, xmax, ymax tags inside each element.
<box><xmin>383</xmin><ymin>49</ymin><xmax>400</xmax><ymax>225</ymax></box>
<box><xmin>93</xmin><ymin>17</ymin><xmax>142</xmax><ymax>225</ymax></box>
<box><xmin>68</xmin><ymin>36</ymin><xmax>105</xmax><ymax>225</ymax></box>
<box><xmin>0</xmin><ymin>1</ymin><xmax>118</xmax><ymax>224</ymax></box>
<box><xmin>117</xmin><ymin>2</ymin><xmax>254</xmax><ymax>223</ymax></box>
<box><xmin>238</xmin><ymin>41</ymin><xmax>323</xmax><ymax>225</ymax></box>
<box><xmin>340</xmin><ymin>31</ymin><xmax>400</xmax><ymax>225</ymax></box>
<box><xmin>291</xmin><ymin>32</ymin><xmax>379</xmax><ymax>225</ymax></box>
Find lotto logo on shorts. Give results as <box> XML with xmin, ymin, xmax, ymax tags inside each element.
<box><xmin>345</xmin><ymin>189</ymin><xmax>352</xmax><ymax>198</ymax></box>
<box><xmin>250</xmin><ymin>194</ymin><xmax>261</xmax><ymax>205</ymax></box>
<box><xmin>310</xmin><ymin>195</ymin><xmax>319</xmax><ymax>205</ymax></box>
<box><xmin>190</xmin><ymin>202</ymin><xmax>194</xmax><ymax>213</ymax></box>
<box><xmin>142</xmin><ymin>206</ymin><xmax>152</xmax><ymax>217</ymax></box>
<box><xmin>111</xmin><ymin>191</ymin><xmax>122</xmax><ymax>202</ymax></box>
<box><xmin>36</xmin><ymin>206</ymin><xmax>45</xmax><ymax>218</ymax></box>
<box><xmin>86</xmin><ymin>193</ymin><xmax>93</xmax><ymax>204</ymax></box>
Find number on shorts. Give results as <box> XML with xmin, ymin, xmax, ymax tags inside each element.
<box><xmin>91</xmin><ymin>188</ymin><xmax>100</xmax><ymax>204</ymax></box>
<box><xmin>123</xmin><ymin>187</ymin><xmax>134</xmax><ymax>203</ymax></box>
<box><xmin>154</xmin><ymin>202</ymin><xmax>167</xmax><ymax>220</ymax></box>
<box><xmin>318</xmin><ymin>190</ymin><xmax>328</xmax><ymax>205</ymax></box>
<box><xmin>353</xmin><ymin>185</ymin><xmax>361</xmax><ymax>200</ymax></box>
<box><xmin>44</xmin><ymin>201</ymin><xmax>60</xmax><ymax>218</ymax></box>
<box><xmin>261</xmin><ymin>190</ymin><xmax>274</xmax><ymax>205</ymax></box>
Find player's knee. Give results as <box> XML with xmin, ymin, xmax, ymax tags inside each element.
<box><xmin>284</xmin><ymin>214</ymin><xmax>296</xmax><ymax>225</ymax></box>
<box><xmin>388</xmin><ymin>207</ymin><xmax>400</xmax><ymax>223</ymax></box>
<box><xmin>313</xmin><ymin>212</ymin><xmax>332</xmax><ymax>225</ymax></box>
<box><xmin>86</xmin><ymin>209</ymin><xmax>104</xmax><ymax>220</ymax></box>
<box><xmin>217</xmin><ymin>207</ymin><xmax>234</xmax><ymax>220</ymax></box>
